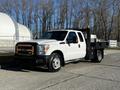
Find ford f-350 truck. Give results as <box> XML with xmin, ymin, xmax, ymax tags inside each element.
<box><xmin>15</xmin><ymin>28</ymin><xmax>108</xmax><ymax>72</ymax></box>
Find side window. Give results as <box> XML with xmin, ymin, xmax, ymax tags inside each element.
<box><xmin>66</xmin><ymin>32</ymin><xmax>78</xmax><ymax>43</ymax></box>
<box><xmin>78</xmin><ymin>32</ymin><xmax>84</xmax><ymax>42</ymax></box>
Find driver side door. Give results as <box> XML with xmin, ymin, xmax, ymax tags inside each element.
<box><xmin>65</xmin><ymin>32</ymin><xmax>79</xmax><ymax>60</ymax></box>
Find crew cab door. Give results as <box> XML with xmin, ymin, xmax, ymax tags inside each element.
<box><xmin>65</xmin><ymin>32</ymin><xmax>83</xmax><ymax>60</ymax></box>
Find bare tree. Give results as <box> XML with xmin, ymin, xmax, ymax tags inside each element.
<box><xmin>0</xmin><ymin>0</ymin><xmax>120</xmax><ymax>41</ymax></box>
<box><xmin>59</xmin><ymin>0</ymin><xmax>68</xmax><ymax>29</ymax></box>
<box><xmin>39</xmin><ymin>0</ymin><xmax>53</xmax><ymax>33</ymax></box>
<box><xmin>117</xmin><ymin>1</ymin><xmax>120</xmax><ymax>41</ymax></box>
<box><xmin>13</xmin><ymin>0</ymin><xmax>20</xmax><ymax>22</ymax></box>
<box><xmin>28</xmin><ymin>0</ymin><xmax>33</xmax><ymax>30</ymax></box>
<box><xmin>107</xmin><ymin>0</ymin><xmax>118</xmax><ymax>40</ymax></box>
<box><xmin>0</xmin><ymin>0</ymin><xmax>14</xmax><ymax>15</ymax></box>
<box><xmin>21</xmin><ymin>0</ymin><xmax>27</xmax><ymax>25</ymax></box>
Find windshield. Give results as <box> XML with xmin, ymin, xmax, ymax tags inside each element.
<box><xmin>41</xmin><ymin>31</ymin><xmax>68</xmax><ymax>41</ymax></box>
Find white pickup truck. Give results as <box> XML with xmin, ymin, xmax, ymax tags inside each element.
<box><xmin>15</xmin><ymin>28</ymin><xmax>108</xmax><ymax>72</ymax></box>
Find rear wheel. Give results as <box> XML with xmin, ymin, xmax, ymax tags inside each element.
<box><xmin>97</xmin><ymin>50</ymin><xmax>103</xmax><ymax>62</ymax></box>
<box><xmin>48</xmin><ymin>53</ymin><xmax>61</xmax><ymax>72</ymax></box>
<box><xmin>91</xmin><ymin>50</ymin><xmax>103</xmax><ymax>63</ymax></box>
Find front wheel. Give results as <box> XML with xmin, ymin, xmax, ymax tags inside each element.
<box><xmin>48</xmin><ymin>53</ymin><xmax>61</xmax><ymax>72</ymax></box>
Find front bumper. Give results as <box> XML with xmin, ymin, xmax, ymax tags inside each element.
<box><xmin>14</xmin><ymin>55</ymin><xmax>50</xmax><ymax>66</ymax></box>
<box><xmin>15</xmin><ymin>42</ymin><xmax>50</xmax><ymax>66</ymax></box>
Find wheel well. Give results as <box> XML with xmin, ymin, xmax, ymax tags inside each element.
<box><xmin>51</xmin><ymin>50</ymin><xmax>65</xmax><ymax>66</ymax></box>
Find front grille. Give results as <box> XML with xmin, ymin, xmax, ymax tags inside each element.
<box><xmin>16</xmin><ymin>44</ymin><xmax>35</xmax><ymax>56</ymax></box>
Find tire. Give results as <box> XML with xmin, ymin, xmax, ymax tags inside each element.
<box><xmin>91</xmin><ymin>50</ymin><xmax>103</xmax><ymax>63</ymax></box>
<box><xmin>48</xmin><ymin>53</ymin><xmax>61</xmax><ymax>72</ymax></box>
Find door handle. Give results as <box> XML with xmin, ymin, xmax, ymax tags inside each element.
<box><xmin>78</xmin><ymin>44</ymin><xmax>80</xmax><ymax>48</ymax></box>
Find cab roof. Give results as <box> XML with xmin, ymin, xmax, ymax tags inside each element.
<box><xmin>50</xmin><ymin>28</ymin><xmax>89</xmax><ymax>32</ymax></box>
<box><xmin>48</xmin><ymin>28</ymin><xmax>89</xmax><ymax>32</ymax></box>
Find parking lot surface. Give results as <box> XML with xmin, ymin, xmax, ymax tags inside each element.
<box><xmin>0</xmin><ymin>50</ymin><xmax>120</xmax><ymax>90</ymax></box>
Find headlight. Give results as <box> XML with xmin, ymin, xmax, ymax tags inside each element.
<box><xmin>38</xmin><ymin>45</ymin><xmax>45</xmax><ymax>52</ymax></box>
<box><xmin>38</xmin><ymin>45</ymin><xmax>50</xmax><ymax>54</ymax></box>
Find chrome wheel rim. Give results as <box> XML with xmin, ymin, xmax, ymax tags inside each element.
<box><xmin>97</xmin><ymin>51</ymin><xmax>102</xmax><ymax>61</ymax></box>
<box><xmin>52</xmin><ymin>56</ymin><xmax>61</xmax><ymax>70</ymax></box>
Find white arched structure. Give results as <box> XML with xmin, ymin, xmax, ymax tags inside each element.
<box><xmin>0</xmin><ymin>12</ymin><xmax>32</xmax><ymax>53</ymax></box>
<box><xmin>18</xmin><ymin>23</ymin><xmax>32</xmax><ymax>41</ymax></box>
<box><xmin>0</xmin><ymin>13</ymin><xmax>16</xmax><ymax>40</ymax></box>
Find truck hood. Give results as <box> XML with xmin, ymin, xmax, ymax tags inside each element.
<box><xmin>19</xmin><ymin>39</ymin><xmax>60</xmax><ymax>45</ymax></box>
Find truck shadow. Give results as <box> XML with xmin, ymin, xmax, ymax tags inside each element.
<box><xmin>0</xmin><ymin>60</ymin><xmax>99</xmax><ymax>73</ymax></box>
<box><xmin>0</xmin><ymin>63</ymin><xmax>50</xmax><ymax>73</ymax></box>
<box><xmin>0</xmin><ymin>56</ymin><xmax>99</xmax><ymax>73</ymax></box>
<box><xmin>70</xmin><ymin>60</ymin><xmax>92</xmax><ymax>64</ymax></box>
<box><xmin>0</xmin><ymin>55</ymin><xmax>49</xmax><ymax>73</ymax></box>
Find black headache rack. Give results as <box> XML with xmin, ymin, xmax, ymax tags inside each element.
<box><xmin>67</xmin><ymin>28</ymin><xmax>109</xmax><ymax>60</ymax></box>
